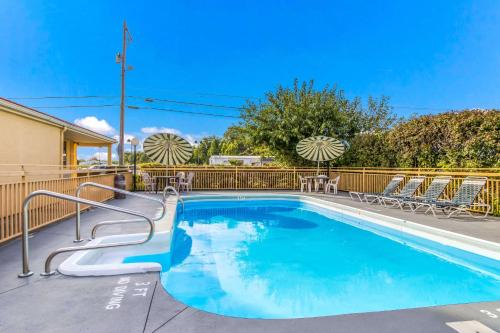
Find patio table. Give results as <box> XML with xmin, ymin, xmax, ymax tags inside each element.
<box><xmin>304</xmin><ymin>175</ymin><xmax>329</xmax><ymax>193</ymax></box>
<box><xmin>154</xmin><ymin>175</ymin><xmax>180</xmax><ymax>194</ymax></box>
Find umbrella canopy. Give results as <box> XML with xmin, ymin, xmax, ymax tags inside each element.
<box><xmin>296</xmin><ymin>136</ymin><xmax>345</xmax><ymax>172</ymax></box>
<box><xmin>143</xmin><ymin>133</ymin><xmax>193</xmax><ymax>165</ymax></box>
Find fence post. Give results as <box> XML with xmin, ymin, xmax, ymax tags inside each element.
<box><xmin>235</xmin><ymin>166</ymin><xmax>238</xmax><ymax>190</ymax></box>
<box><xmin>293</xmin><ymin>167</ymin><xmax>297</xmax><ymax>190</ymax></box>
<box><xmin>362</xmin><ymin>168</ymin><xmax>366</xmax><ymax>193</ymax></box>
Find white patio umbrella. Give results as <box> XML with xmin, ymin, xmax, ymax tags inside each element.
<box><xmin>296</xmin><ymin>136</ymin><xmax>345</xmax><ymax>173</ymax></box>
<box><xmin>143</xmin><ymin>133</ymin><xmax>193</xmax><ymax>165</ymax></box>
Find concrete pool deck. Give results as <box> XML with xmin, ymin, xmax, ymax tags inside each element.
<box><xmin>0</xmin><ymin>191</ymin><xmax>499</xmax><ymax>333</ymax></box>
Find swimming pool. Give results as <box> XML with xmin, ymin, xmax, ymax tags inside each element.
<box><xmin>124</xmin><ymin>196</ymin><xmax>500</xmax><ymax>319</ymax></box>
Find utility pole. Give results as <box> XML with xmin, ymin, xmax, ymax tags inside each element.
<box><xmin>116</xmin><ymin>20</ymin><xmax>132</xmax><ymax>166</ymax></box>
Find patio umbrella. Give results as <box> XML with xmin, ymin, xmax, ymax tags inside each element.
<box><xmin>296</xmin><ymin>136</ymin><xmax>345</xmax><ymax>173</ymax></box>
<box><xmin>143</xmin><ymin>133</ymin><xmax>193</xmax><ymax>165</ymax></box>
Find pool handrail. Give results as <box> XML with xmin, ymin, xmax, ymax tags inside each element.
<box><xmin>163</xmin><ymin>185</ymin><xmax>184</xmax><ymax>210</ymax></box>
<box><xmin>75</xmin><ymin>182</ymin><xmax>166</xmax><ymax>242</ymax></box>
<box><xmin>19</xmin><ymin>190</ymin><xmax>155</xmax><ymax>277</ymax></box>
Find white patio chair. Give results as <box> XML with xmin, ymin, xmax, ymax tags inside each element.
<box><xmin>179</xmin><ymin>172</ymin><xmax>194</xmax><ymax>192</ymax></box>
<box><xmin>325</xmin><ymin>175</ymin><xmax>340</xmax><ymax>194</ymax></box>
<box><xmin>314</xmin><ymin>178</ymin><xmax>325</xmax><ymax>192</ymax></box>
<box><xmin>141</xmin><ymin>172</ymin><xmax>156</xmax><ymax>193</ymax></box>
<box><xmin>298</xmin><ymin>175</ymin><xmax>309</xmax><ymax>192</ymax></box>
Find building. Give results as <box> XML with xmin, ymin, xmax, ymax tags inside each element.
<box><xmin>0</xmin><ymin>97</ymin><xmax>116</xmax><ymax>166</ymax></box>
<box><xmin>208</xmin><ymin>155</ymin><xmax>274</xmax><ymax>166</ymax></box>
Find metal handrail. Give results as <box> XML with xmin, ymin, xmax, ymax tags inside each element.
<box><xmin>19</xmin><ymin>190</ymin><xmax>155</xmax><ymax>277</ymax></box>
<box><xmin>75</xmin><ymin>182</ymin><xmax>166</xmax><ymax>242</ymax></box>
<box><xmin>163</xmin><ymin>186</ymin><xmax>184</xmax><ymax>210</ymax></box>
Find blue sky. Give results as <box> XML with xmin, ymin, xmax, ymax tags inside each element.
<box><xmin>1</xmin><ymin>1</ymin><xmax>499</xmax><ymax>159</ymax></box>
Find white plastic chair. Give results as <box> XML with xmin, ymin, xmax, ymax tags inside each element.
<box><xmin>325</xmin><ymin>176</ymin><xmax>340</xmax><ymax>194</ymax></box>
<box><xmin>298</xmin><ymin>175</ymin><xmax>309</xmax><ymax>192</ymax></box>
<box><xmin>141</xmin><ymin>172</ymin><xmax>156</xmax><ymax>193</ymax></box>
<box><xmin>179</xmin><ymin>172</ymin><xmax>194</xmax><ymax>192</ymax></box>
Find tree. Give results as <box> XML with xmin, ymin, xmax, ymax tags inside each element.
<box><xmin>191</xmin><ymin>136</ymin><xmax>222</xmax><ymax>164</ymax></box>
<box><xmin>124</xmin><ymin>151</ymin><xmax>151</xmax><ymax>165</ymax></box>
<box><xmin>237</xmin><ymin>79</ymin><xmax>396</xmax><ymax>165</ymax></box>
<box><xmin>220</xmin><ymin>126</ymin><xmax>252</xmax><ymax>155</ymax></box>
<box><xmin>386</xmin><ymin>110</ymin><xmax>499</xmax><ymax>168</ymax></box>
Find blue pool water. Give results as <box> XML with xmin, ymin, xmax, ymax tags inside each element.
<box><xmin>125</xmin><ymin>199</ymin><xmax>500</xmax><ymax>319</ymax></box>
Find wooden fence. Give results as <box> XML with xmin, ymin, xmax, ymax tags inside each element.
<box><xmin>0</xmin><ymin>172</ymin><xmax>132</xmax><ymax>245</ymax></box>
<box><xmin>139</xmin><ymin>166</ymin><xmax>500</xmax><ymax>215</ymax></box>
<box><xmin>0</xmin><ymin>165</ymin><xmax>498</xmax><ymax>244</ymax></box>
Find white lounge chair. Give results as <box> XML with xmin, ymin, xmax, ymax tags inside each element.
<box><xmin>424</xmin><ymin>176</ymin><xmax>490</xmax><ymax>218</ymax></box>
<box><xmin>381</xmin><ymin>176</ymin><xmax>426</xmax><ymax>210</ymax></box>
<box><xmin>349</xmin><ymin>174</ymin><xmax>405</xmax><ymax>204</ymax></box>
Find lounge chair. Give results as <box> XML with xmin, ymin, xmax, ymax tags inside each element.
<box><xmin>424</xmin><ymin>176</ymin><xmax>490</xmax><ymax>218</ymax></box>
<box><xmin>404</xmin><ymin>176</ymin><xmax>452</xmax><ymax>212</ymax></box>
<box><xmin>325</xmin><ymin>175</ymin><xmax>340</xmax><ymax>194</ymax></box>
<box><xmin>380</xmin><ymin>176</ymin><xmax>426</xmax><ymax>210</ymax></box>
<box><xmin>349</xmin><ymin>174</ymin><xmax>405</xmax><ymax>204</ymax></box>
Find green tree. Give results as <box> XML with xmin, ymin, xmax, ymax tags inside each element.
<box><xmin>124</xmin><ymin>151</ymin><xmax>151</xmax><ymax>164</ymax></box>
<box><xmin>191</xmin><ymin>136</ymin><xmax>222</xmax><ymax>164</ymax></box>
<box><xmin>221</xmin><ymin>126</ymin><xmax>252</xmax><ymax>155</ymax></box>
<box><xmin>386</xmin><ymin>110</ymin><xmax>499</xmax><ymax>168</ymax></box>
<box><xmin>237</xmin><ymin>79</ymin><xmax>396</xmax><ymax>165</ymax></box>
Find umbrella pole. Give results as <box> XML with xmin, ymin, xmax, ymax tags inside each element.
<box><xmin>317</xmin><ymin>160</ymin><xmax>320</xmax><ymax>175</ymax></box>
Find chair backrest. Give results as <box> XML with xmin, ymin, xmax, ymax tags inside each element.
<box><xmin>298</xmin><ymin>175</ymin><xmax>305</xmax><ymax>183</ymax></box>
<box><xmin>421</xmin><ymin>176</ymin><xmax>451</xmax><ymax>201</ymax></box>
<box><xmin>333</xmin><ymin>175</ymin><xmax>340</xmax><ymax>183</ymax></box>
<box><xmin>381</xmin><ymin>174</ymin><xmax>405</xmax><ymax>196</ymax></box>
<box><xmin>398</xmin><ymin>176</ymin><xmax>426</xmax><ymax>197</ymax></box>
<box><xmin>186</xmin><ymin>172</ymin><xmax>195</xmax><ymax>183</ymax></box>
<box><xmin>176</xmin><ymin>171</ymin><xmax>185</xmax><ymax>180</ymax></box>
<box><xmin>451</xmin><ymin>176</ymin><xmax>487</xmax><ymax>205</ymax></box>
<box><xmin>141</xmin><ymin>172</ymin><xmax>152</xmax><ymax>184</ymax></box>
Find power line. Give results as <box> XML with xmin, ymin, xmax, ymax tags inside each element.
<box><xmin>7</xmin><ymin>95</ymin><xmax>118</xmax><ymax>100</ymax></box>
<box><xmin>8</xmin><ymin>95</ymin><xmax>466</xmax><ymax>112</ymax></box>
<box><xmin>33</xmin><ymin>104</ymin><xmax>120</xmax><ymax>109</ymax></box>
<box><xmin>8</xmin><ymin>95</ymin><xmax>245</xmax><ymax>111</ymax></box>
<box><xmin>128</xmin><ymin>105</ymin><xmax>241</xmax><ymax>119</ymax></box>
<box><xmin>128</xmin><ymin>96</ymin><xmax>244</xmax><ymax>110</ymax></box>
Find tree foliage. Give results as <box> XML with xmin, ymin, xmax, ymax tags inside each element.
<box><xmin>237</xmin><ymin>79</ymin><xmax>396</xmax><ymax>165</ymax></box>
<box><xmin>341</xmin><ymin>109</ymin><xmax>499</xmax><ymax>168</ymax></box>
<box><xmin>387</xmin><ymin>110</ymin><xmax>499</xmax><ymax>168</ymax></box>
<box><xmin>191</xmin><ymin>136</ymin><xmax>222</xmax><ymax>164</ymax></box>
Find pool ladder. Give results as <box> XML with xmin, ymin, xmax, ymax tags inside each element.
<box><xmin>163</xmin><ymin>185</ymin><xmax>185</xmax><ymax>211</ymax></box>
<box><xmin>18</xmin><ymin>183</ymin><xmax>172</xmax><ymax>278</ymax></box>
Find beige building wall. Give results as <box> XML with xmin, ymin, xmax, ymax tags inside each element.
<box><xmin>0</xmin><ymin>110</ymin><xmax>62</xmax><ymax>165</ymax></box>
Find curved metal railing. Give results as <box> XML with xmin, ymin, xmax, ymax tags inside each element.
<box><xmin>163</xmin><ymin>186</ymin><xmax>184</xmax><ymax>210</ymax></box>
<box><xmin>75</xmin><ymin>182</ymin><xmax>166</xmax><ymax>242</ymax></box>
<box><xmin>19</xmin><ymin>190</ymin><xmax>155</xmax><ymax>277</ymax></box>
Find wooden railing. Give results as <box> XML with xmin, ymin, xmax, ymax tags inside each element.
<box><xmin>0</xmin><ymin>164</ymin><xmax>130</xmax><ymax>183</ymax></box>
<box><xmin>0</xmin><ymin>172</ymin><xmax>132</xmax><ymax>244</ymax></box>
<box><xmin>139</xmin><ymin>166</ymin><xmax>499</xmax><ymax>215</ymax></box>
<box><xmin>0</xmin><ymin>165</ymin><xmax>498</xmax><ymax>244</ymax></box>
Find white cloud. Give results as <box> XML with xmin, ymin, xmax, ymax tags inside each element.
<box><xmin>184</xmin><ymin>134</ymin><xmax>203</xmax><ymax>145</ymax></box>
<box><xmin>140</xmin><ymin>127</ymin><xmax>182</xmax><ymax>135</ymax></box>
<box><xmin>113</xmin><ymin>133</ymin><xmax>136</xmax><ymax>143</ymax></box>
<box><xmin>140</xmin><ymin>126</ymin><xmax>205</xmax><ymax>145</ymax></box>
<box><xmin>74</xmin><ymin>116</ymin><xmax>115</xmax><ymax>135</ymax></box>
<box><xmin>92</xmin><ymin>152</ymin><xmax>115</xmax><ymax>161</ymax></box>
